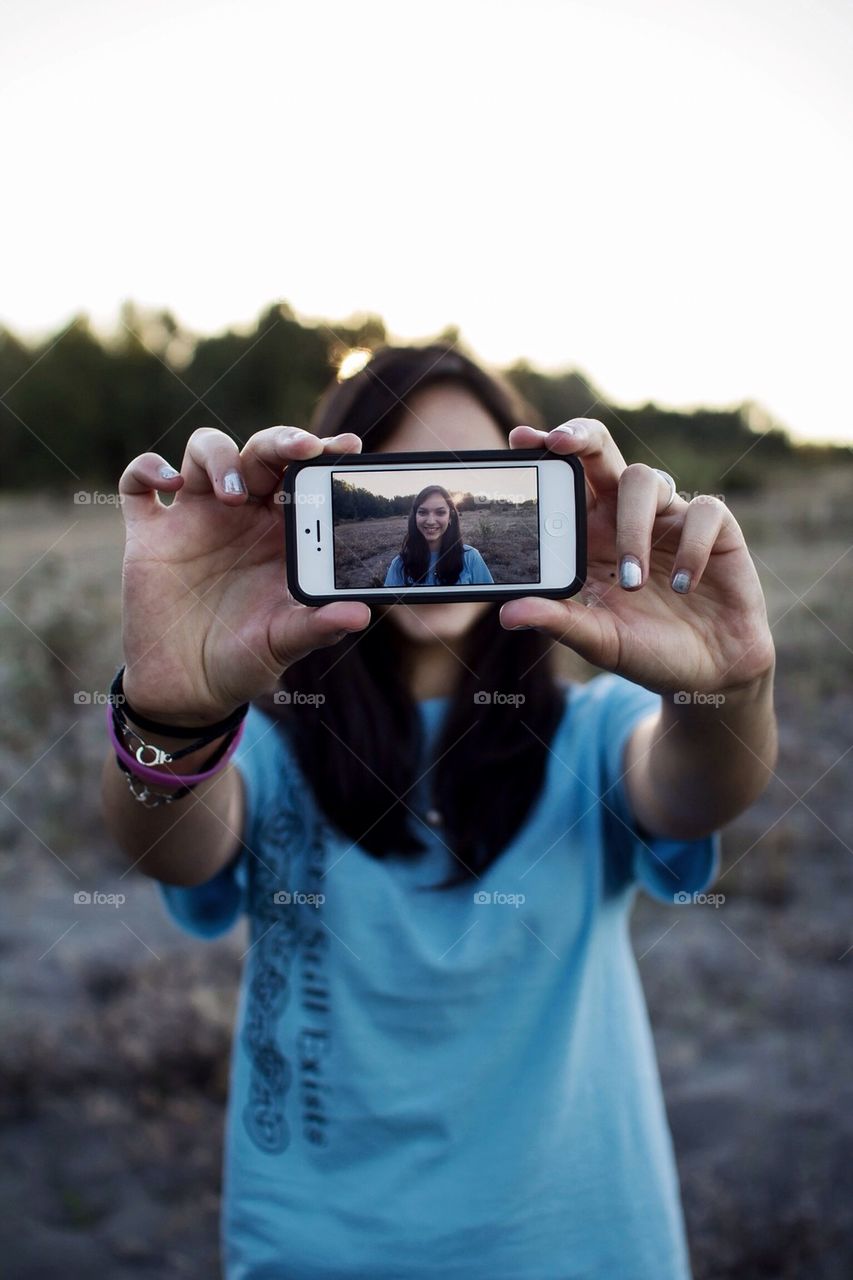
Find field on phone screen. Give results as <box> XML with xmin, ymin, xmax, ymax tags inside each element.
<box><xmin>333</xmin><ymin>505</ymin><xmax>539</xmax><ymax>588</ymax></box>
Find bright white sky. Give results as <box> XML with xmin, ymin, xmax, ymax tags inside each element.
<box><xmin>332</xmin><ymin>466</ymin><xmax>538</xmax><ymax>502</ymax></box>
<box><xmin>2</xmin><ymin>0</ymin><xmax>852</xmax><ymax>442</ymax></box>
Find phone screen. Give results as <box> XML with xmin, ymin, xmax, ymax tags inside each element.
<box><xmin>330</xmin><ymin>465</ymin><xmax>540</xmax><ymax>590</ymax></box>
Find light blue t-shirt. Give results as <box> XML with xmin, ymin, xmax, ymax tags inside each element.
<box><xmin>159</xmin><ymin>674</ymin><xmax>720</xmax><ymax>1280</ymax></box>
<box><xmin>384</xmin><ymin>543</ymin><xmax>494</xmax><ymax>587</ymax></box>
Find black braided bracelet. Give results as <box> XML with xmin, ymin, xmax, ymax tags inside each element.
<box><xmin>109</xmin><ymin>664</ymin><xmax>249</xmax><ymax>760</ymax></box>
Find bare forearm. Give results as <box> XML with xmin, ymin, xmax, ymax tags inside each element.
<box><xmin>100</xmin><ymin>745</ymin><xmax>244</xmax><ymax>886</ymax></box>
<box><xmin>628</xmin><ymin>664</ymin><xmax>778</xmax><ymax>839</ymax></box>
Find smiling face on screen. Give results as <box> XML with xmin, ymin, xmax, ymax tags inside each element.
<box><xmin>415</xmin><ymin>493</ymin><xmax>451</xmax><ymax>548</ymax></box>
<box><xmin>379</xmin><ymin>382</ymin><xmax>506</xmax><ymax>647</ymax></box>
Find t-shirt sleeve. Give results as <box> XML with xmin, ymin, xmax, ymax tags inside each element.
<box><xmin>595</xmin><ymin>674</ymin><xmax>722</xmax><ymax>904</ymax></box>
<box><xmin>384</xmin><ymin>555</ymin><xmax>404</xmax><ymax>586</ymax></box>
<box><xmin>157</xmin><ymin>703</ymin><xmax>282</xmax><ymax>938</ymax></box>
<box><xmin>465</xmin><ymin>547</ymin><xmax>494</xmax><ymax>584</ymax></box>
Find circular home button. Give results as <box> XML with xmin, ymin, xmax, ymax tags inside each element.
<box><xmin>544</xmin><ymin>512</ymin><xmax>570</xmax><ymax>537</ymax></box>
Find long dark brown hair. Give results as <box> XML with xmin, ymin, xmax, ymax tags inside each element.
<box><xmin>256</xmin><ymin>343</ymin><xmax>566</xmax><ymax>889</ymax></box>
<box><xmin>398</xmin><ymin>484</ymin><xmax>465</xmax><ymax>585</ymax></box>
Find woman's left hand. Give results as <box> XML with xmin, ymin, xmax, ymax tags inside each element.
<box><xmin>500</xmin><ymin>420</ymin><xmax>775</xmax><ymax>696</ymax></box>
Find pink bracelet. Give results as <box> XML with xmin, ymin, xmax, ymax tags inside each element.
<box><xmin>106</xmin><ymin>702</ymin><xmax>246</xmax><ymax>789</ymax></box>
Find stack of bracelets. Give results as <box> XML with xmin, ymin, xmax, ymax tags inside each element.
<box><xmin>106</xmin><ymin>664</ymin><xmax>249</xmax><ymax>808</ymax></box>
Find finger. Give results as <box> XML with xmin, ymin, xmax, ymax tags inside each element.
<box><xmin>509</xmin><ymin>419</ymin><xmax>627</xmax><ymax>503</ymax></box>
<box><xmin>267</xmin><ymin>599</ymin><xmax>371</xmax><ymax>671</ymax></box>
<box><xmin>498</xmin><ymin>596</ymin><xmax>610</xmax><ymax>669</ymax></box>
<box><xmin>239</xmin><ymin>426</ymin><xmax>363</xmax><ymax>497</ymax></box>
<box><xmin>179</xmin><ymin>427</ymin><xmax>248</xmax><ymax>504</ymax></box>
<box><xmin>616</xmin><ymin>463</ymin><xmax>688</xmax><ymax>589</ymax></box>
<box><xmin>668</xmin><ymin>496</ymin><xmax>729</xmax><ymax>594</ymax></box>
<box><xmin>118</xmin><ymin>452</ymin><xmax>185</xmax><ymax>517</ymax></box>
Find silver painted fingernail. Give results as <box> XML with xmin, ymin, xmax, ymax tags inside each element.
<box><xmin>223</xmin><ymin>470</ymin><xmax>246</xmax><ymax>495</ymax></box>
<box><xmin>158</xmin><ymin>465</ymin><xmax>179</xmax><ymax>479</ymax></box>
<box><xmin>619</xmin><ymin>556</ymin><xmax>642</xmax><ymax>589</ymax></box>
<box><xmin>672</xmin><ymin>570</ymin><xmax>692</xmax><ymax>594</ymax></box>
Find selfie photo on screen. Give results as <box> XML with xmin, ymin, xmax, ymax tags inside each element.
<box><xmin>331</xmin><ymin>467</ymin><xmax>539</xmax><ymax>588</ymax></box>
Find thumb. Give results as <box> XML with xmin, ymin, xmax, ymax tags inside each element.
<box><xmin>266</xmin><ymin>601</ymin><xmax>371</xmax><ymax>672</ymax></box>
<box><xmin>499</xmin><ymin>596</ymin><xmax>613</xmax><ymax>668</ymax></box>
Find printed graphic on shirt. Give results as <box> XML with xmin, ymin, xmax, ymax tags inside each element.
<box><xmin>296</xmin><ymin>815</ymin><xmax>334</xmax><ymax>1148</ymax></box>
<box><xmin>241</xmin><ymin>767</ymin><xmax>334</xmax><ymax>1155</ymax></box>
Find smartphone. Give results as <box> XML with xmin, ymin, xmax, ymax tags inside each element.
<box><xmin>281</xmin><ymin>447</ymin><xmax>586</xmax><ymax>606</ymax></box>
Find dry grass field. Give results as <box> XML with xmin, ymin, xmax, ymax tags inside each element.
<box><xmin>1</xmin><ymin>461</ymin><xmax>852</xmax><ymax>1277</ymax></box>
<box><xmin>333</xmin><ymin>506</ymin><xmax>540</xmax><ymax>587</ymax></box>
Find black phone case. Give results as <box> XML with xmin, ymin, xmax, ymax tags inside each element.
<box><xmin>282</xmin><ymin>447</ymin><xmax>587</xmax><ymax>606</ymax></box>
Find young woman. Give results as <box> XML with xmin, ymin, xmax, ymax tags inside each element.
<box><xmin>383</xmin><ymin>484</ymin><xmax>494</xmax><ymax>587</ymax></box>
<box><xmin>102</xmin><ymin>344</ymin><xmax>777</xmax><ymax>1280</ymax></box>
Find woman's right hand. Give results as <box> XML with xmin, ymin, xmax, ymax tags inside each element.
<box><xmin>118</xmin><ymin>425</ymin><xmax>371</xmax><ymax>726</ymax></box>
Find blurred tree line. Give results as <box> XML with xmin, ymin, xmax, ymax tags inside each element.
<box><xmin>333</xmin><ymin>480</ymin><xmax>416</xmax><ymax>521</ymax></box>
<box><xmin>0</xmin><ymin>298</ymin><xmax>844</xmax><ymax>497</ymax></box>
<box><xmin>332</xmin><ymin>481</ymin><xmax>534</xmax><ymax>522</ymax></box>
